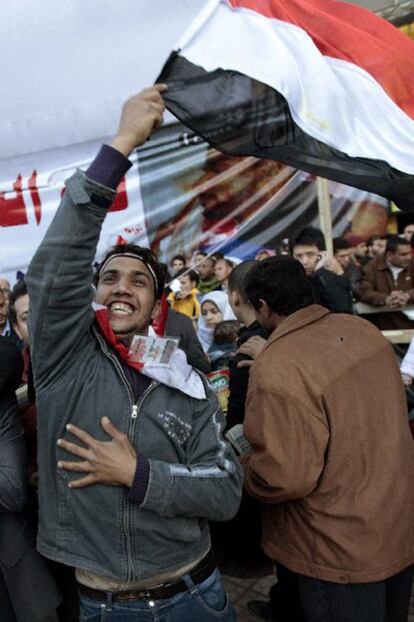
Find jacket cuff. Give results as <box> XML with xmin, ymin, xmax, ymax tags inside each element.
<box><xmin>86</xmin><ymin>144</ymin><xmax>132</xmax><ymax>190</ymax></box>
<box><xmin>127</xmin><ymin>454</ymin><xmax>150</xmax><ymax>505</ymax></box>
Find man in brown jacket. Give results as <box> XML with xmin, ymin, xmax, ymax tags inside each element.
<box><xmin>358</xmin><ymin>235</ymin><xmax>414</xmax><ymax>329</ymax></box>
<box><xmin>242</xmin><ymin>256</ymin><xmax>414</xmax><ymax>622</ymax></box>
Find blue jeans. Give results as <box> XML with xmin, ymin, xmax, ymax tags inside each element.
<box><xmin>79</xmin><ymin>568</ymin><xmax>236</xmax><ymax>622</ymax></box>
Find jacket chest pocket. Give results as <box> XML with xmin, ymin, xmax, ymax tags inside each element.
<box><xmin>138</xmin><ymin>407</ymin><xmax>192</xmax><ymax>460</ymax></box>
<box><xmin>156</xmin><ymin>410</ymin><xmax>193</xmax><ymax>446</ymax></box>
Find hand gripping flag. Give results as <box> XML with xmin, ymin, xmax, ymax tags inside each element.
<box><xmin>158</xmin><ymin>0</ymin><xmax>414</xmax><ymax>210</ymax></box>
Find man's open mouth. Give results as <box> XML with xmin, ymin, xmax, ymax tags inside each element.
<box><xmin>109</xmin><ymin>302</ymin><xmax>134</xmax><ymax>316</ymax></box>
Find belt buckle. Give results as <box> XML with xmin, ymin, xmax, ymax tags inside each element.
<box><xmin>143</xmin><ymin>589</ymin><xmax>156</xmax><ymax>608</ymax></box>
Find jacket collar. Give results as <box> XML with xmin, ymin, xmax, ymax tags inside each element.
<box><xmin>375</xmin><ymin>255</ymin><xmax>408</xmax><ymax>273</ymax></box>
<box><xmin>376</xmin><ymin>255</ymin><xmax>391</xmax><ymax>271</ymax></box>
<box><xmin>92</xmin><ymin>305</ymin><xmax>206</xmax><ymax>400</ymax></box>
<box><xmin>264</xmin><ymin>304</ymin><xmax>330</xmax><ymax>351</ymax></box>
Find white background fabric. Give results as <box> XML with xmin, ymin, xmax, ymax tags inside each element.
<box><xmin>0</xmin><ymin>1</ymin><xmax>205</xmax><ymax>282</ymax></box>
<box><xmin>0</xmin><ymin>0</ymin><xmax>205</xmax><ymax>161</ymax></box>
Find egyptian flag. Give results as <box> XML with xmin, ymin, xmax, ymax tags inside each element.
<box><xmin>158</xmin><ymin>0</ymin><xmax>414</xmax><ymax>211</ymax></box>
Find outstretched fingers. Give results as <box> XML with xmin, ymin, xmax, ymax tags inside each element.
<box><xmin>58</xmin><ymin>460</ymin><xmax>93</xmax><ymax>473</ymax></box>
<box><xmin>57</xmin><ymin>438</ymin><xmax>91</xmax><ymax>459</ymax></box>
<box><xmin>100</xmin><ymin>416</ymin><xmax>125</xmax><ymax>442</ymax></box>
<box><xmin>67</xmin><ymin>474</ymin><xmax>100</xmax><ymax>489</ymax></box>
<box><xmin>64</xmin><ymin>423</ymin><xmax>96</xmax><ymax>447</ymax></box>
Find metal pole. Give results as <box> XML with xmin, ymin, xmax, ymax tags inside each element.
<box><xmin>317</xmin><ymin>177</ymin><xmax>333</xmax><ymax>255</ymax></box>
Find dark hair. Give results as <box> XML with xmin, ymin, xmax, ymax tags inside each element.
<box><xmin>213</xmin><ymin>320</ymin><xmax>240</xmax><ymax>345</ymax></box>
<box><xmin>227</xmin><ymin>260</ymin><xmax>257</xmax><ymax>303</ymax></box>
<box><xmin>290</xmin><ymin>227</ymin><xmax>326</xmax><ymax>253</ymax></box>
<box><xmin>245</xmin><ymin>256</ymin><xmax>314</xmax><ymax>316</ymax></box>
<box><xmin>171</xmin><ymin>254</ymin><xmax>186</xmax><ymax>265</ymax></box>
<box><xmin>198</xmin><ymin>255</ymin><xmax>215</xmax><ymax>267</ymax></box>
<box><xmin>216</xmin><ymin>258</ymin><xmax>234</xmax><ymax>269</ymax></box>
<box><xmin>175</xmin><ymin>268</ymin><xmax>200</xmax><ymax>286</ymax></box>
<box><xmin>158</xmin><ymin>262</ymin><xmax>170</xmax><ymax>280</ymax></box>
<box><xmin>386</xmin><ymin>235</ymin><xmax>410</xmax><ymax>254</ymax></box>
<box><xmin>9</xmin><ymin>279</ymin><xmax>28</xmax><ymax>324</ymax></box>
<box><xmin>95</xmin><ymin>244</ymin><xmax>165</xmax><ymax>299</ymax></box>
<box><xmin>210</xmin><ymin>251</ymin><xmax>225</xmax><ymax>261</ymax></box>
<box><xmin>333</xmin><ymin>237</ymin><xmax>351</xmax><ymax>253</ymax></box>
<box><xmin>367</xmin><ymin>234</ymin><xmax>386</xmax><ymax>247</ymax></box>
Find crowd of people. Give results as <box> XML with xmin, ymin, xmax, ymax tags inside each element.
<box><xmin>2</xmin><ymin>86</ymin><xmax>414</xmax><ymax>622</ymax></box>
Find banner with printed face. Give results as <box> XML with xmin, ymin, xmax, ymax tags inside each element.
<box><xmin>137</xmin><ymin>122</ymin><xmax>389</xmax><ymax>265</ymax></box>
<box><xmin>0</xmin><ymin>119</ymin><xmax>389</xmax><ymax>285</ymax></box>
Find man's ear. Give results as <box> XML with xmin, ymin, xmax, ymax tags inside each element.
<box><xmin>259</xmin><ymin>299</ymin><xmax>272</xmax><ymax>318</ymax></box>
<box><xmin>151</xmin><ymin>299</ymin><xmax>161</xmax><ymax>320</ymax></box>
<box><xmin>230</xmin><ymin>290</ymin><xmax>240</xmax><ymax>308</ymax></box>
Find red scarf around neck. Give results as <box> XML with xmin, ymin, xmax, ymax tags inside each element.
<box><xmin>95</xmin><ymin>308</ymin><xmax>144</xmax><ymax>372</ymax></box>
<box><xmin>152</xmin><ymin>293</ymin><xmax>169</xmax><ymax>337</ymax></box>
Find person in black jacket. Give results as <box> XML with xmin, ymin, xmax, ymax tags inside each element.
<box><xmin>210</xmin><ymin>261</ymin><xmax>270</xmax><ymax>577</ymax></box>
<box><xmin>165</xmin><ymin>307</ymin><xmax>210</xmax><ymax>374</ymax></box>
<box><xmin>333</xmin><ymin>236</ymin><xmax>362</xmax><ymax>298</ymax></box>
<box><xmin>226</xmin><ymin>261</ymin><xmax>269</xmax><ymax>430</ymax></box>
<box><xmin>0</xmin><ymin>333</ymin><xmax>61</xmax><ymax>622</ymax></box>
<box><xmin>8</xmin><ymin>279</ymin><xmax>79</xmax><ymax>622</ymax></box>
<box><xmin>291</xmin><ymin>227</ymin><xmax>353</xmax><ymax>314</ymax></box>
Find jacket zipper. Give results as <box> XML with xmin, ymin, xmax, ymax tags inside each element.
<box><xmin>94</xmin><ymin>329</ymin><xmax>158</xmax><ymax>580</ymax></box>
<box><xmin>123</xmin><ymin>382</ymin><xmax>157</xmax><ymax>580</ymax></box>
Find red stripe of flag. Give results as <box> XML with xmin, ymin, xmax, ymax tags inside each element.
<box><xmin>29</xmin><ymin>170</ymin><xmax>42</xmax><ymax>225</ymax></box>
<box><xmin>228</xmin><ymin>0</ymin><xmax>414</xmax><ymax>119</ymax></box>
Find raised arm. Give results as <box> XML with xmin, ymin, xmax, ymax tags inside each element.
<box><xmin>27</xmin><ymin>87</ymin><xmax>166</xmax><ymax>386</ymax></box>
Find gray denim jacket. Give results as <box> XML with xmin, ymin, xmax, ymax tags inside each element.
<box><xmin>27</xmin><ymin>170</ymin><xmax>242</xmax><ymax>581</ymax></box>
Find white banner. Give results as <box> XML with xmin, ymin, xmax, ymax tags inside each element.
<box><xmin>0</xmin><ymin>139</ymin><xmax>149</xmax><ymax>284</ymax></box>
<box><xmin>0</xmin><ymin>0</ymin><xmax>205</xmax><ymax>283</ymax></box>
<box><xmin>0</xmin><ymin>0</ymin><xmax>205</xmax><ymax>160</ymax></box>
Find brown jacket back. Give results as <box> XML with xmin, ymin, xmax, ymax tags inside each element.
<box><xmin>244</xmin><ymin>305</ymin><xmax>414</xmax><ymax>583</ymax></box>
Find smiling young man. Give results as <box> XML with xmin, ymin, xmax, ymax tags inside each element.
<box><xmin>26</xmin><ymin>86</ymin><xmax>241</xmax><ymax>622</ymax></box>
<box><xmin>96</xmin><ymin>249</ymin><xmax>160</xmax><ymax>340</ymax></box>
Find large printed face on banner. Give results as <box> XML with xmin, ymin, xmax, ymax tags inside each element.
<box><xmin>0</xmin><ymin>120</ymin><xmax>389</xmax><ymax>286</ymax></box>
<box><xmin>136</xmin><ymin>123</ymin><xmax>389</xmax><ymax>263</ymax></box>
<box><xmin>137</xmin><ymin>124</ymin><xmax>293</xmax><ymax>262</ymax></box>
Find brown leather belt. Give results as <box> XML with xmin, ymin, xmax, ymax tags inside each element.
<box><xmin>78</xmin><ymin>550</ymin><xmax>215</xmax><ymax>603</ymax></box>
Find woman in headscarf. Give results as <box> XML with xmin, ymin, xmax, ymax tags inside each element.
<box><xmin>197</xmin><ymin>291</ymin><xmax>236</xmax><ymax>353</ymax></box>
